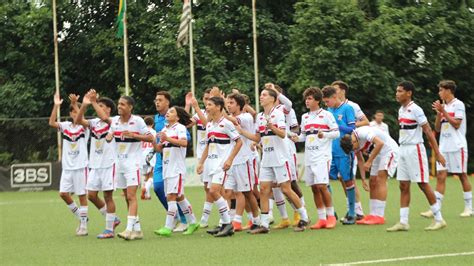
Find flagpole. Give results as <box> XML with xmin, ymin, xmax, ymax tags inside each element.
<box><xmin>123</xmin><ymin>4</ymin><xmax>130</xmax><ymax>96</ymax></box>
<box><xmin>252</xmin><ymin>0</ymin><xmax>259</xmax><ymax>113</ymax></box>
<box><xmin>189</xmin><ymin>0</ymin><xmax>197</xmax><ymax>158</ymax></box>
<box><xmin>52</xmin><ymin>0</ymin><xmax>62</xmax><ymax>161</ymax></box>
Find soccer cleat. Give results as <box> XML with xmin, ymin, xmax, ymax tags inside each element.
<box><xmin>206</xmin><ymin>226</ymin><xmax>221</xmax><ymax>235</ymax></box>
<box><xmin>341</xmin><ymin>216</ymin><xmax>356</xmax><ymax>225</ymax></box>
<box><xmin>247</xmin><ymin>224</ymin><xmax>259</xmax><ymax>232</ymax></box>
<box><xmin>173</xmin><ymin>222</ymin><xmax>188</xmax><ymax>232</ymax></box>
<box><xmin>131</xmin><ymin>230</ymin><xmax>144</xmax><ymax>240</ymax></box>
<box><xmin>424</xmin><ymin>220</ymin><xmax>447</xmax><ymax>231</ymax></box>
<box><xmin>154</xmin><ymin>227</ymin><xmax>172</xmax><ymax>237</ymax></box>
<box><xmin>249</xmin><ymin>225</ymin><xmax>269</xmax><ymax>234</ymax></box>
<box><xmin>460</xmin><ymin>208</ymin><xmax>473</xmax><ymax>218</ymax></box>
<box><xmin>294</xmin><ymin>220</ymin><xmax>309</xmax><ymax>232</ymax></box>
<box><xmin>356</xmin><ymin>214</ymin><xmax>365</xmax><ymax>221</ymax></box>
<box><xmin>420</xmin><ymin>209</ymin><xmax>434</xmax><ymax>218</ymax></box>
<box><xmin>326</xmin><ymin>215</ymin><xmax>337</xmax><ymax>229</ymax></box>
<box><xmin>292</xmin><ymin>212</ymin><xmax>301</xmax><ymax>226</ymax></box>
<box><xmin>310</xmin><ymin>220</ymin><xmax>327</xmax><ymax>230</ymax></box>
<box><xmin>215</xmin><ymin>224</ymin><xmax>234</xmax><ymax>237</ymax></box>
<box><xmin>386</xmin><ymin>222</ymin><xmax>410</xmax><ymax>232</ymax></box>
<box><xmin>356</xmin><ymin>215</ymin><xmax>374</xmax><ymax>225</ymax></box>
<box><xmin>76</xmin><ymin>227</ymin><xmax>88</xmax><ymax>236</ymax></box>
<box><xmin>199</xmin><ymin>222</ymin><xmax>209</xmax><ymax>229</ymax></box>
<box><xmin>97</xmin><ymin>230</ymin><xmax>114</xmax><ymax>239</ymax></box>
<box><xmin>362</xmin><ymin>215</ymin><xmax>385</xmax><ymax>225</ymax></box>
<box><xmin>232</xmin><ymin>221</ymin><xmax>242</xmax><ymax>232</ymax></box>
<box><xmin>242</xmin><ymin>221</ymin><xmax>253</xmax><ymax>230</ymax></box>
<box><xmin>268</xmin><ymin>216</ymin><xmax>275</xmax><ymax>225</ymax></box>
<box><xmin>117</xmin><ymin>230</ymin><xmax>133</xmax><ymax>240</ymax></box>
<box><xmin>113</xmin><ymin>217</ymin><xmax>121</xmax><ymax>229</ymax></box>
<box><xmin>183</xmin><ymin>223</ymin><xmax>199</xmax><ymax>235</ymax></box>
<box><xmin>273</xmin><ymin>218</ymin><xmax>291</xmax><ymax>229</ymax></box>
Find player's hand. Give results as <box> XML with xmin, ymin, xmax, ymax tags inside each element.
<box><xmin>210</xmin><ymin>86</ymin><xmax>221</xmax><ymax>98</ymax></box>
<box><xmin>105</xmin><ymin>132</ymin><xmax>114</xmax><ymax>142</ymax></box>
<box><xmin>234</xmin><ymin>124</ymin><xmax>243</xmax><ymax>134</ymax></box>
<box><xmin>231</xmin><ymin>88</ymin><xmax>240</xmax><ymax>94</ymax></box>
<box><xmin>436</xmin><ymin>152</ymin><xmax>446</xmax><ymax>167</ymax></box>
<box><xmin>121</xmin><ymin>130</ymin><xmax>136</xmax><ymax>139</ymax></box>
<box><xmin>185</xmin><ymin>92</ymin><xmax>193</xmax><ymax>106</ymax></box>
<box><xmin>68</xmin><ymin>94</ymin><xmax>80</xmax><ymax>104</ymax></box>
<box><xmin>317</xmin><ymin>131</ymin><xmax>324</xmax><ymax>139</ymax></box>
<box><xmin>53</xmin><ymin>93</ymin><xmax>63</xmax><ymax>106</ymax></box>
<box><xmin>432</xmin><ymin>100</ymin><xmax>444</xmax><ymax>114</ymax></box>
<box><xmin>361</xmin><ymin>179</ymin><xmax>370</xmax><ymax>192</ymax></box>
<box><xmin>88</xmin><ymin>89</ymin><xmax>98</xmax><ymax>102</ymax></box>
<box><xmin>363</xmin><ymin>161</ymin><xmax>372</xmax><ymax>172</ymax></box>
<box><xmin>196</xmin><ymin>163</ymin><xmax>204</xmax><ymax>175</ymax></box>
<box><xmin>222</xmin><ymin>159</ymin><xmax>232</xmax><ymax>171</ymax></box>
<box><xmin>290</xmin><ymin>135</ymin><xmax>299</xmax><ymax>143</ymax></box>
<box><xmin>159</xmin><ymin>132</ymin><xmax>168</xmax><ymax>142</ymax></box>
<box><xmin>82</xmin><ymin>93</ymin><xmax>92</xmax><ymax>105</ymax></box>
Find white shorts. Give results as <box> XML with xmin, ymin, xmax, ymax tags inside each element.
<box><xmin>141</xmin><ymin>164</ymin><xmax>154</xmax><ymax>176</ymax></box>
<box><xmin>164</xmin><ymin>174</ymin><xmax>184</xmax><ymax>196</ymax></box>
<box><xmin>60</xmin><ymin>168</ymin><xmax>87</xmax><ymax>195</ymax></box>
<box><xmin>86</xmin><ymin>165</ymin><xmax>115</xmax><ymax>191</ymax></box>
<box><xmin>225</xmin><ymin>161</ymin><xmax>253</xmax><ymax>192</ymax></box>
<box><xmin>289</xmin><ymin>153</ymin><xmax>298</xmax><ymax>181</ymax></box>
<box><xmin>437</xmin><ymin>148</ymin><xmax>468</xmax><ymax>174</ymax></box>
<box><xmin>205</xmin><ymin>168</ymin><xmax>231</xmax><ymax>188</ymax></box>
<box><xmin>370</xmin><ymin>151</ymin><xmax>398</xmax><ymax>177</ymax></box>
<box><xmin>259</xmin><ymin>162</ymin><xmax>291</xmax><ymax>184</ymax></box>
<box><xmin>116</xmin><ymin>169</ymin><xmax>140</xmax><ymax>189</ymax></box>
<box><xmin>304</xmin><ymin>160</ymin><xmax>331</xmax><ymax>186</ymax></box>
<box><xmin>397</xmin><ymin>144</ymin><xmax>429</xmax><ymax>183</ymax></box>
<box><xmin>199</xmin><ymin>157</ymin><xmax>212</xmax><ymax>184</ymax></box>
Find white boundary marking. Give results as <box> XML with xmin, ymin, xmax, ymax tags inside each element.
<box><xmin>326</xmin><ymin>251</ymin><xmax>474</xmax><ymax>265</ymax></box>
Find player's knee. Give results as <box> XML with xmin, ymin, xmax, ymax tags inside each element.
<box><xmin>87</xmin><ymin>193</ymin><xmax>97</xmax><ymax>202</ymax></box>
<box><xmin>399</xmin><ymin>182</ymin><xmax>410</xmax><ymax>192</ymax></box>
<box><xmin>59</xmin><ymin>192</ymin><xmax>69</xmax><ymax>199</ymax></box>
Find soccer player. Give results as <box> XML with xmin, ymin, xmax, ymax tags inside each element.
<box><xmin>237</xmin><ymin>88</ymin><xmax>309</xmax><ymax>234</ymax></box>
<box><xmin>100</xmin><ymin>94</ymin><xmax>154</xmax><ymax>240</ymax></box>
<box><xmin>370</xmin><ymin>110</ymin><xmax>390</xmax><ymax>134</ymax></box>
<box><xmin>140</xmin><ymin>116</ymin><xmax>156</xmax><ymax>200</ymax></box>
<box><xmin>387</xmin><ymin>81</ymin><xmax>447</xmax><ymax>232</ymax></box>
<box><xmin>48</xmin><ymin>93</ymin><xmax>89</xmax><ymax>236</ymax></box>
<box><xmin>224</xmin><ymin>92</ymin><xmax>260</xmax><ymax>231</ymax></box>
<box><xmin>154</xmin><ymin>106</ymin><xmax>200</xmax><ymax>237</ymax></box>
<box><xmin>420</xmin><ymin>80</ymin><xmax>472</xmax><ymax>218</ymax></box>
<box><xmin>153</xmin><ymin>91</ymin><xmax>188</xmax><ymax>232</ymax></box>
<box><xmin>322</xmin><ymin>85</ymin><xmax>357</xmax><ymax>225</ymax></box>
<box><xmin>291</xmin><ymin>87</ymin><xmax>339</xmax><ymax>229</ymax></box>
<box><xmin>332</xmin><ymin>81</ymin><xmax>368</xmax><ymax>220</ymax></box>
<box><xmin>197</xmin><ymin>96</ymin><xmax>243</xmax><ymax>237</ymax></box>
<box><xmin>340</xmin><ymin>126</ymin><xmax>399</xmax><ymax>225</ymax></box>
<box><xmin>75</xmin><ymin>90</ymin><xmax>121</xmax><ymax>239</ymax></box>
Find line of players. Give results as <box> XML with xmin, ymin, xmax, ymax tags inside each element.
<box><xmin>49</xmin><ymin>79</ymin><xmax>471</xmax><ymax>239</ymax></box>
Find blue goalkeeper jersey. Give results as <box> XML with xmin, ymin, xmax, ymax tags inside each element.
<box><xmin>329</xmin><ymin>102</ymin><xmax>356</xmax><ymax>158</ymax></box>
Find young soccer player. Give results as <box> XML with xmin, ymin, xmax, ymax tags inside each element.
<box><xmin>420</xmin><ymin>80</ymin><xmax>472</xmax><ymax>218</ymax></box>
<box><xmin>154</xmin><ymin>107</ymin><xmax>200</xmax><ymax>237</ymax></box>
<box><xmin>140</xmin><ymin>116</ymin><xmax>156</xmax><ymax>200</ymax></box>
<box><xmin>340</xmin><ymin>126</ymin><xmax>399</xmax><ymax>225</ymax></box>
<box><xmin>322</xmin><ymin>85</ymin><xmax>357</xmax><ymax>225</ymax></box>
<box><xmin>75</xmin><ymin>90</ymin><xmax>121</xmax><ymax>238</ymax></box>
<box><xmin>387</xmin><ymin>81</ymin><xmax>447</xmax><ymax>232</ymax></box>
<box><xmin>238</xmin><ymin>88</ymin><xmax>309</xmax><ymax>234</ymax></box>
<box><xmin>98</xmin><ymin>94</ymin><xmax>154</xmax><ymax>240</ymax></box>
<box><xmin>197</xmin><ymin>96</ymin><xmax>243</xmax><ymax>237</ymax></box>
<box><xmin>291</xmin><ymin>87</ymin><xmax>339</xmax><ymax>229</ymax></box>
<box><xmin>370</xmin><ymin>110</ymin><xmax>390</xmax><ymax>134</ymax></box>
<box><xmin>49</xmin><ymin>93</ymin><xmax>89</xmax><ymax>236</ymax></box>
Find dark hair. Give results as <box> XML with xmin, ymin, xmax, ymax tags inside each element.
<box><xmin>262</xmin><ymin>88</ymin><xmax>278</xmax><ymax>102</ymax></box>
<box><xmin>156</xmin><ymin>91</ymin><xmax>171</xmax><ymax>102</ymax></box>
<box><xmin>331</xmin><ymin>80</ymin><xmax>349</xmax><ymax>92</ymax></box>
<box><xmin>322</xmin><ymin>85</ymin><xmax>337</xmax><ymax>98</ymax></box>
<box><xmin>303</xmin><ymin>87</ymin><xmax>322</xmax><ymax>102</ymax></box>
<box><xmin>98</xmin><ymin>97</ymin><xmax>116</xmax><ymax>114</ymax></box>
<box><xmin>375</xmin><ymin>110</ymin><xmax>384</xmax><ymax>114</ymax></box>
<box><xmin>274</xmin><ymin>84</ymin><xmax>283</xmax><ymax>94</ymax></box>
<box><xmin>172</xmin><ymin>106</ymin><xmax>192</xmax><ymax>126</ymax></box>
<box><xmin>398</xmin><ymin>81</ymin><xmax>415</xmax><ymax>93</ymax></box>
<box><xmin>340</xmin><ymin>134</ymin><xmax>353</xmax><ymax>154</ymax></box>
<box><xmin>120</xmin><ymin>95</ymin><xmax>135</xmax><ymax>107</ymax></box>
<box><xmin>144</xmin><ymin>116</ymin><xmax>154</xmax><ymax>126</ymax></box>
<box><xmin>208</xmin><ymin>96</ymin><xmax>225</xmax><ymax>111</ymax></box>
<box><xmin>438</xmin><ymin>80</ymin><xmax>456</xmax><ymax>94</ymax></box>
<box><xmin>204</xmin><ymin>88</ymin><xmax>212</xmax><ymax>94</ymax></box>
<box><xmin>69</xmin><ymin>103</ymin><xmax>81</xmax><ymax>112</ymax></box>
<box><xmin>227</xmin><ymin>93</ymin><xmax>246</xmax><ymax>111</ymax></box>
<box><xmin>242</xmin><ymin>94</ymin><xmax>251</xmax><ymax>105</ymax></box>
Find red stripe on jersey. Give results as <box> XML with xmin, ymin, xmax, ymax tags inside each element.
<box><xmin>92</xmin><ymin>124</ymin><xmax>110</xmax><ymax>134</ymax></box>
<box><xmin>304</xmin><ymin>123</ymin><xmax>330</xmax><ymax>130</ymax></box>
<box><xmin>398</xmin><ymin>118</ymin><xmax>417</xmax><ymax>124</ymax></box>
<box><xmin>361</xmin><ymin>141</ymin><xmax>372</xmax><ymax>152</ymax></box>
<box><xmin>113</xmin><ymin>131</ymin><xmax>140</xmax><ymax>136</ymax></box>
<box><xmin>63</xmin><ymin>128</ymin><xmax>85</xmax><ymax>137</ymax></box>
<box><xmin>207</xmin><ymin>132</ymin><xmax>230</xmax><ymax>139</ymax></box>
<box><xmin>416</xmin><ymin>144</ymin><xmax>424</xmax><ymax>182</ymax></box>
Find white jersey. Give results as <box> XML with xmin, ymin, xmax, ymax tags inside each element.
<box><xmin>233</xmin><ymin>113</ymin><xmax>254</xmax><ymax>165</ymax></box>
<box><xmin>439</xmin><ymin>98</ymin><xmax>467</xmax><ymax>152</ymax></box>
<box><xmin>300</xmin><ymin>109</ymin><xmax>339</xmax><ymax>165</ymax></box>
<box><xmin>192</xmin><ymin>110</ymin><xmax>208</xmax><ymax>159</ymax></box>
<box><xmin>161</xmin><ymin>123</ymin><xmax>187</xmax><ymax>178</ymax></box>
<box><xmin>353</xmin><ymin>126</ymin><xmax>398</xmax><ymax>156</ymax></box>
<box><xmin>205</xmin><ymin>117</ymin><xmax>240</xmax><ymax>174</ymax></box>
<box><xmin>256</xmin><ymin>108</ymin><xmax>291</xmax><ymax>167</ymax></box>
<box><xmin>370</xmin><ymin>120</ymin><xmax>389</xmax><ymax>134</ymax></box>
<box><xmin>398</xmin><ymin>101</ymin><xmax>427</xmax><ymax>145</ymax></box>
<box><xmin>345</xmin><ymin>99</ymin><xmax>366</xmax><ymax>122</ymax></box>
<box><xmin>275</xmin><ymin>104</ymin><xmax>298</xmax><ymax>155</ymax></box>
<box><xmin>59</xmin><ymin>121</ymin><xmax>89</xmax><ymax>170</ymax></box>
<box><xmin>140</xmin><ymin>128</ymin><xmax>157</xmax><ymax>167</ymax></box>
<box><xmin>88</xmin><ymin>118</ymin><xmax>115</xmax><ymax>169</ymax></box>
<box><xmin>109</xmin><ymin>115</ymin><xmax>151</xmax><ymax>173</ymax></box>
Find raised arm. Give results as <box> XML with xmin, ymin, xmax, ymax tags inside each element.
<box><xmin>89</xmin><ymin>89</ymin><xmax>111</xmax><ymax>124</ymax></box>
<box><xmin>48</xmin><ymin>93</ymin><xmax>63</xmax><ymax>129</ymax></box>
<box><xmin>74</xmin><ymin>93</ymin><xmax>91</xmax><ymax>128</ymax></box>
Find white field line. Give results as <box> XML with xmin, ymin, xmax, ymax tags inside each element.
<box><xmin>326</xmin><ymin>251</ymin><xmax>474</xmax><ymax>266</ymax></box>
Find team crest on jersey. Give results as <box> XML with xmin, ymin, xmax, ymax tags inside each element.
<box><xmin>119</xmin><ymin>144</ymin><xmax>126</xmax><ymax>153</ymax></box>
<box><xmin>338</xmin><ymin>115</ymin><xmax>343</xmax><ymax>121</ymax></box>
<box><xmin>164</xmin><ymin>150</ymin><xmax>170</xmax><ymax>159</ymax></box>
<box><xmin>95</xmin><ymin>140</ymin><xmax>103</xmax><ymax>149</ymax></box>
<box><xmin>70</xmin><ymin>143</ymin><xmax>77</xmax><ymax>150</ymax></box>
<box><xmin>443</xmin><ymin>123</ymin><xmax>449</xmax><ymax>130</ymax></box>
<box><xmin>209</xmin><ymin>143</ymin><xmax>217</xmax><ymax>152</ymax></box>
<box><xmin>308</xmin><ymin>136</ymin><xmax>315</xmax><ymax>143</ymax></box>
